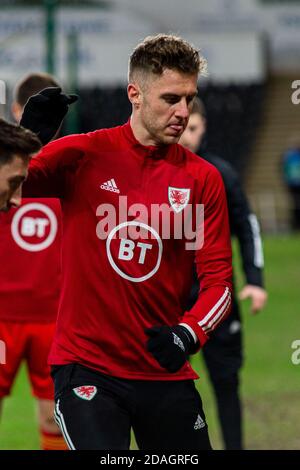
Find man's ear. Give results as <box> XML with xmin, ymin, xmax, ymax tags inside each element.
<box><xmin>127</xmin><ymin>83</ymin><xmax>141</xmax><ymax>109</ymax></box>
<box><xmin>11</xmin><ymin>101</ymin><xmax>23</xmax><ymax>124</ymax></box>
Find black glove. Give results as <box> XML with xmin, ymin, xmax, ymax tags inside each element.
<box><xmin>145</xmin><ymin>325</ymin><xmax>195</xmax><ymax>373</ymax></box>
<box><xmin>20</xmin><ymin>87</ymin><xmax>78</xmax><ymax>145</ymax></box>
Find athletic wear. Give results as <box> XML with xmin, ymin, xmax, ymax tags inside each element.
<box><xmin>188</xmin><ymin>152</ymin><xmax>264</xmax><ymax>450</ymax></box>
<box><xmin>0</xmin><ymin>321</ymin><xmax>56</xmax><ymax>399</ymax></box>
<box><xmin>204</xmin><ymin>153</ymin><xmax>264</xmax><ymax>287</ymax></box>
<box><xmin>23</xmin><ymin>120</ymin><xmax>232</xmax><ymax>380</ymax></box>
<box><xmin>52</xmin><ymin>363</ymin><xmax>212</xmax><ymax>450</ymax></box>
<box><xmin>201</xmin><ymin>296</ymin><xmax>243</xmax><ymax>450</ymax></box>
<box><xmin>20</xmin><ymin>87</ymin><xmax>78</xmax><ymax>145</ymax></box>
<box><xmin>145</xmin><ymin>324</ymin><xmax>195</xmax><ymax>373</ymax></box>
<box><xmin>0</xmin><ymin>198</ymin><xmax>62</xmax><ymax>323</ymax></box>
<box><xmin>202</xmin><ymin>297</ymin><xmax>243</xmax><ymax>382</ymax></box>
<box><xmin>0</xmin><ymin>197</ymin><xmax>62</xmax><ymax>401</ymax></box>
<box><xmin>210</xmin><ymin>373</ymin><xmax>242</xmax><ymax>450</ymax></box>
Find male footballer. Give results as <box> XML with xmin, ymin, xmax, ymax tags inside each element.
<box><xmin>22</xmin><ymin>34</ymin><xmax>233</xmax><ymax>450</ymax></box>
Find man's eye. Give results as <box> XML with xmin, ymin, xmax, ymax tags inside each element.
<box><xmin>165</xmin><ymin>97</ymin><xmax>178</xmax><ymax>104</ymax></box>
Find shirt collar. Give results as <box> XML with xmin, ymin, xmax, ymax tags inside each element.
<box><xmin>122</xmin><ymin>119</ymin><xmax>175</xmax><ymax>161</ymax></box>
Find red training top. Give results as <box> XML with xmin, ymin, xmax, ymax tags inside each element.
<box><xmin>23</xmin><ymin>121</ymin><xmax>232</xmax><ymax>380</ymax></box>
<box><xmin>0</xmin><ymin>198</ymin><xmax>62</xmax><ymax>323</ymax></box>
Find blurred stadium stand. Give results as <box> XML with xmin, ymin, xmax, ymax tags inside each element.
<box><xmin>75</xmin><ymin>78</ymin><xmax>296</xmax><ymax>234</ymax></box>
<box><xmin>76</xmin><ymin>82</ymin><xmax>266</xmax><ymax>178</ymax></box>
<box><xmin>246</xmin><ymin>75</ymin><xmax>300</xmax><ymax>233</ymax></box>
<box><xmin>1</xmin><ymin>0</ymin><xmax>300</xmax><ymax>233</ymax></box>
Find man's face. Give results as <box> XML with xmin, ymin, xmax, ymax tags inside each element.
<box><xmin>129</xmin><ymin>69</ymin><xmax>198</xmax><ymax>146</ymax></box>
<box><xmin>0</xmin><ymin>154</ymin><xmax>29</xmax><ymax>212</ymax></box>
<box><xmin>179</xmin><ymin>112</ymin><xmax>206</xmax><ymax>153</ymax></box>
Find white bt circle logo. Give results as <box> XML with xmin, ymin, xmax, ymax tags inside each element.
<box><xmin>11</xmin><ymin>203</ymin><xmax>58</xmax><ymax>252</ymax></box>
<box><xmin>106</xmin><ymin>221</ymin><xmax>163</xmax><ymax>283</ymax></box>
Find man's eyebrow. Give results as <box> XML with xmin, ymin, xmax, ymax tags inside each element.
<box><xmin>161</xmin><ymin>93</ymin><xmax>180</xmax><ymax>98</ymax></box>
<box><xmin>161</xmin><ymin>92</ymin><xmax>197</xmax><ymax>99</ymax></box>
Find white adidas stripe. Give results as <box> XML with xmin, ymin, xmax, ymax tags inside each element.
<box><xmin>201</xmin><ymin>294</ymin><xmax>231</xmax><ymax>333</ymax></box>
<box><xmin>248</xmin><ymin>214</ymin><xmax>264</xmax><ymax>268</ymax></box>
<box><xmin>54</xmin><ymin>399</ymin><xmax>76</xmax><ymax>450</ymax></box>
<box><xmin>198</xmin><ymin>287</ymin><xmax>231</xmax><ymax>332</ymax></box>
<box><xmin>199</xmin><ymin>287</ymin><xmax>230</xmax><ymax>326</ymax></box>
<box><xmin>201</xmin><ymin>290</ymin><xmax>231</xmax><ymax>333</ymax></box>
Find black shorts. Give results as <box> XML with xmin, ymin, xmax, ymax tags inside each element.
<box><xmin>202</xmin><ymin>297</ymin><xmax>243</xmax><ymax>382</ymax></box>
<box><xmin>51</xmin><ymin>363</ymin><xmax>212</xmax><ymax>451</ymax></box>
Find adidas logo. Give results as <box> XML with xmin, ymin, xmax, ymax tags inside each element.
<box><xmin>172</xmin><ymin>333</ymin><xmax>185</xmax><ymax>352</ymax></box>
<box><xmin>194</xmin><ymin>414</ymin><xmax>205</xmax><ymax>430</ymax></box>
<box><xmin>100</xmin><ymin>178</ymin><xmax>120</xmax><ymax>193</ymax></box>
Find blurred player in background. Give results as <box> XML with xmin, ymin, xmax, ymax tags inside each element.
<box><xmin>0</xmin><ymin>73</ymin><xmax>67</xmax><ymax>450</ymax></box>
<box><xmin>0</xmin><ymin>118</ymin><xmax>40</xmax><ymax>212</ymax></box>
<box><xmin>282</xmin><ymin>138</ymin><xmax>300</xmax><ymax>231</ymax></box>
<box><xmin>179</xmin><ymin>97</ymin><xmax>268</xmax><ymax>449</ymax></box>
<box><xmin>21</xmin><ymin>34</ymin><xmax>233</xmax><ymax>450</ymax></box>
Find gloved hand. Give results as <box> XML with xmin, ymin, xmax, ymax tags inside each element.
<box><xmin>20</xmin><ymin>87</ymin><xmax>78</xmax><ymax>145</ymax></box>
<box><xmin>145</xmin><ymin>325</ymin><xmax>195</xmax><ymax>373</ymax></box>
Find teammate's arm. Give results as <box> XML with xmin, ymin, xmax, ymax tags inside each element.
<box><xmin>22</xmin><ymin>133</ymin><xmax>90</xmax><ymax>198</ymax></box>
<box><xmin>222</xmin><ymin>164</ymin><xmax>267</xmax><ymax>313</ymax></box>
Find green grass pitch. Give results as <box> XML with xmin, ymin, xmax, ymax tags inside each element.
<box><xmin>0</xmin><ymin>235</ymin><xmax>299</xmax><ymax>449</ymax></box>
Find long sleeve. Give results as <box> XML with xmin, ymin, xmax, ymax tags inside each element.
<box><xmin>23</xmin><ymin>133</ymin><xmax>91</xmax><ymax>199</ymax></box>
<box><xmin>181</xmin><ymin>165</ymin><xmax>233</xmax><ymax>348</ymax></box>
<box><xmin>215</xmin><ymin>157</ymin><xmax>264</xmax><ymax>287</ymax></box>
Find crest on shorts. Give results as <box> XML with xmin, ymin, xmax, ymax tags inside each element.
<box><xmin>168</xmin><ymin>187</ymin><xmax>190</xmax><ymax>213</ymax></box>
<box><xmin>73</xmin><ymin>385</ymin><xmax>97</xmax><ymax>401</ymax></box>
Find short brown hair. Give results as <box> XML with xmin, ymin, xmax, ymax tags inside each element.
<box><xmin>129</xmin><ymin>34</ymin><xmax>207</xmax><ymax>82</ymax></box>
<box><xmin>0</xmin><ymin>118</ymin><xmax>42</xmax><ymax>165</ymax></box>
<box><xmin>14</xmin><ymin>72</ymin><xmax>59</xmax><ymax>107</ymax></box>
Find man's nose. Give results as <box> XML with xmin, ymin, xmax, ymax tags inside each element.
<box><xmin>9</xmin><ymin>185</ymin><xmax>22</xmax><ymax>208</ymax></box>
<box><xmin>175</xmin><ymin>99</ymin><xmax>189</xmax><ymax>120</ymax></box>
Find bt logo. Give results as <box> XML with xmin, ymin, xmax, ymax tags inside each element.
<box><xmin>118</xmin><ymin>239</ymin><xmax>153</xmax><ymax>265</ymax></box>
<box><xmin>20</xmin><ymin>217</ymin><xmax>50</xmax><ymax>238</ymax></box>
<box><xmin>11</xmin><ymin>203</ymin><xmax>58</xmax><ymax>252</ymax></box>
<box><xmin>106</xmin><ymin>222</ymin><xmax>163</xmax><ymax>283</ymax></box>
